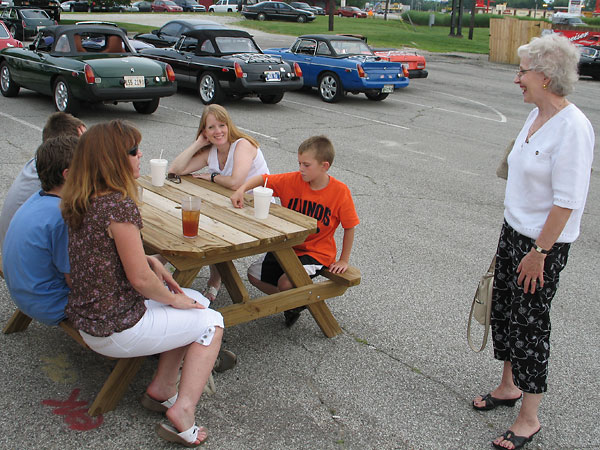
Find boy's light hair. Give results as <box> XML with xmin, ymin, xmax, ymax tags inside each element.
<box><xmin>42</xmin><ymin>112</ymin><xmax>85</xmax><ymax>142</ymax></box>
<box><xmin>298</xmin><ymin>135</ymin><xmax>335</xmax><ymax>165</ymax></box>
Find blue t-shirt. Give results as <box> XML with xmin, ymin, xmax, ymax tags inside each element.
<box><xmin>2</xmin><ymin>191</ymin><xmax>70</xmax><ymax>325</ymax></box>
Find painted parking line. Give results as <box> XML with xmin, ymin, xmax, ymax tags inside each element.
<box><xmin>378</xmin><ymin>139</ymin><xmax>446</xmax><ymax>161</ymax></box>
<box><xmin>0</xmin><ymin>111</ymin><xmax>43</xmax><ymax>132</ymax></box>
<box><xmin>389</xmin><ymin>90</ymin><xmax>507</xmax><ymax>123</ymax></box>
<box><xmin>282</xmin><ymin>99</ymin><xmax>411</xmax><ymax>130</ymax></box>
<box><xmin>159</xmin><ymin>105</ymin><xmax>279</xmax><ymax>141</ymax></box>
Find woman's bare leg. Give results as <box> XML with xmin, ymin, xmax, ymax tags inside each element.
<box><xmin>493</xmin><ymin>393</ymin><xmax>542</xmax><ymax>448</ymax></box>
<box><xmin>473</xmin><ymin>361</ymin><xmax>522</xmax><ymax>407</ymax></box>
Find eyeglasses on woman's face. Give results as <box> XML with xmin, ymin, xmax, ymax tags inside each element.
<box><xmin>516</xmin><ymin>68</ymin><xmax>533</xmax><ymax>79</ymax></box>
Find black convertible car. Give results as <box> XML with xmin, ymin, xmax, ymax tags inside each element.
<box><xmin>133</xmin><ymin>19</ymin><xmax>226</xmax><ymax>48</ymax></box>
<box><xmin>138</xmin><ymin>29</ymin><xmax>303</xmax><ymax>104</ymax></box>
<box><xmin>579</xmin><ymin>46</ymin><xmax>600</xmax><ymax>81</ymax></box>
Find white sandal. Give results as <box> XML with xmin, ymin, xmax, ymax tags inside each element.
<box><xmin>141</xmin><ymin>392</ymin><xmax>178</xmax><ymax>413</ymax></box>
<box><xmin>156</xmin><ymin>423</ymin><xmax>208</xmax><ymax>447</ymax></box>
<box><xmin>203</xmin><ymin>285</ymin><xmax>219</xmax><ymax>302</ymax></box>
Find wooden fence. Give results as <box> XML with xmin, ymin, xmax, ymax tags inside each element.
<box><xmin>489</xmin><ymin>18</ymin><xmax>552</xmax><ymax>65</ymax></box>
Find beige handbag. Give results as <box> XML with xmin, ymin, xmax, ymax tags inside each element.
<box><xmin>467</xmin><ymin>256</ymin><xmax>495</xmax><ymax>352</ymax></box>
<box><xmin>496</xmin><ymin>139</ymin><xmax>515</xmax><ymax>180</ymax></box>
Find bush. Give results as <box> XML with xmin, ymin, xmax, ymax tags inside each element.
<box><xmin>400</xmin><ymin>11</ymin><xmax>515</xmax><ymax>28</ymax></box>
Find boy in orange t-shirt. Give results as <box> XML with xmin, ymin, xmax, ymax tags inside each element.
<box><xmin>231</xmin><ymin>135</ymin><xmax>359</xmax><ymax>326</ymax></box>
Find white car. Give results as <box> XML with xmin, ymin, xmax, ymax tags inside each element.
<box><xmin>208</xmin><ymin>0</ymin><xmax>238</xmax><ymax>13</ymax></box>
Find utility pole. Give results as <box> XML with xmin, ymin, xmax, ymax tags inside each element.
<box><xmin>328</xmin><ymin>0</ymin><xmax>334</xmax><ymax>31</ymax></box>
<box><xmin>449</xmin><ymin>0</ymin><xmax>456</xmax><ymax>36</ymax></box>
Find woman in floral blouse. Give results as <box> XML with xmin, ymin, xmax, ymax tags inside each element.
<box><xmin>61</xmin><ymin>120</ymin><xmax>221</xmax><ymax>448</ymax></box>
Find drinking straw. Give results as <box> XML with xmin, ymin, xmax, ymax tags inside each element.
<box><xmin>159</xmin><ymin>149</ymin><xmax>164</xmax><ymax>160</ymax></box>
<box><xmin>264</xmin><ymin>177</ymin><xmax>268</xmax><ymax>188</ymax></box>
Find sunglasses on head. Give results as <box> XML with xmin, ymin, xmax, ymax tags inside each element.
<box><xmin>127</xmin><ymin>145</ymin><xmax>139</xmax><ymax>157</ymax></box>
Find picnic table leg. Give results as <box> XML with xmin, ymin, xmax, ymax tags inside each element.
<box><xmin>215</xmin><ymin>261</ymin><xmax>249</xmax><ymax>304</ymax></box>
<box><xmin>172</xmin><ymin>267</ymin><xmax>202</xmax><ymax>288</ymax></box>
<box><xmin>273</xmin><ymin>249</ymin><xmax>342</xmax><ymax>338</ymax></box>
<box><xmin>87</xmin><ymin>356</ymin><xmax>146</xmax><ymax>417</ymax></box>
<box><xmin>3</xmin><ymin>309</ymin><xmax>33</xmax><ymax>334</ymax></box>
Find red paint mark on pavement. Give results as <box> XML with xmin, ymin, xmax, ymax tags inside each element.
<box><xmin>42</xmin><ymin>388</ymin><xmax>104</xmax><ymax>431</ymax></box>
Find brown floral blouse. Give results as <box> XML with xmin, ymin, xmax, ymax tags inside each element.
<box><xmin>66</xmin><ymin>192</ymin><xmax>146</xmax><ymax>337</ymax></box>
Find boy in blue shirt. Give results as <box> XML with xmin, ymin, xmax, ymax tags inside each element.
<box><xmin>3</xmin><ymin>135</ymin><xmax>78</xmax><ymax>325</ymax></box>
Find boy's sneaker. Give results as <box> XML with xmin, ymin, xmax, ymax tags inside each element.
<box><xmin>213</xmin><ymin>349</ymin><xmax>237</xmax><ymax>373</ymax></box>
<box><xmin>284</xmin><ymin>306</ymin><xmax>307</xmax><ymax>327</ymax></box>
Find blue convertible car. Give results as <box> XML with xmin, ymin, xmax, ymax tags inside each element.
<box><xmin>264</xmin><ymin>34</ymin><xmax>409</xmax><ymax>102</ymax></box>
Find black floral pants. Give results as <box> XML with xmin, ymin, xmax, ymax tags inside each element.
<box><xmin>491</xmin><ymin>221</ymin><xmax>570</xmax><ymax>394</ymax></box>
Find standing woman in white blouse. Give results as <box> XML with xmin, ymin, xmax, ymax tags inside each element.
<box><xmin>168</xmin><ymin>104</ymin><xmax>270</xmax><ymax>301</ymax></box>
<box><xmin>472</xmin><ymin>34</ymin><xmax>594</xmax><ymax>450</ymax></box>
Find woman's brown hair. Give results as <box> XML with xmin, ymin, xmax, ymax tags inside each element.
<box><xmin>61</xmin><ymin>120</ymin><xmax>141</xmax><ymax>229</ymax></box>
<box><xmin>195</xmin><ymin>104</ymin><xmax>260</xmax><ymax>150</ymax></box>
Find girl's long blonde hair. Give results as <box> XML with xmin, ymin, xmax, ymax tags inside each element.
<box><xmin>61</xmin><ymin>120</ymin><xmax>141</xmax><ymax>230</ymax></box>
<box><xmin>196</xmin><ymin>104</ymin><xmax>260</xmax><ymax>151</ymax></box>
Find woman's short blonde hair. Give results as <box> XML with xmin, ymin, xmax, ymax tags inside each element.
<box><xmin>517</xmin><ymin>33</ymin><xmax>580</xmax><ymax>96</ymax></box>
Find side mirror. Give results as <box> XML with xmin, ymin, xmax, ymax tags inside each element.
<box><xmin>151</xmin><ymin>29</ymin><xmax>159</xmax><ymax>35</ymax></box>
<box><xmin>29</xmin><ymin>43</ymin><xmax>36</xmax><ymax>50</ymax></box>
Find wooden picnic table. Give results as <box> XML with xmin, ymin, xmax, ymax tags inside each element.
<box><xmin>138</xmin><ymin>175</ymin><xmax>359</xmax><ymax>337</ymax></box>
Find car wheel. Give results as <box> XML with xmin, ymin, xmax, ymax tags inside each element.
<box><xmin>53</xmin><ymin>77</ymin><xmax>80</xmax><ymax>114</ymax></box>
<box><xmin>198</xmin><ymin>72</ymin><xmax>224</xmax><ymax>105</ymax></box>
<box><xmin>0</xmin><ymin>62</ymin><xmax>20</xmax><ymax>97</ymax></box>
<box><xmin>133</xmin><ymin>98</ymin><xmax>160</xmax><ymax>114</ymax></box>
<box><xmin>318</xmin><ymin>72</ymin><xmax>343</xmax><ymax>103</ymax></box>
<box><xmin>227</xmin><ymin>8</ymin><xmax>232</xmax><ymax>12</ymax></box>
<box><xmin>209</xmin><ymin>7</ymin><xmax>214</xmax><ymax>12</ymax></box>
<box><xmin>70</xmin><ymin>5</ymin><xmax>75</xmax><ymax>11</ymax></box>
<box><xmin>259</xmin><ymin>93</ymin><xmax>284</xmax><ymax>104</ymax></box>
<box><xmin>338</xmin><ymin>13</ymin><xmax>342</xmax><ymax>17</ymax></box>
<box><xmin>353</xmin><ymin>14</ymin><xmax>357</xmax><ymax>18</ymax></box>
<box><xmin>257</xmin><ymin>12</ymin><xmax>267</xmax><ymax>21</ymax></box>
<box><xmin>9</xmin><ymin>25</ymin><xmax>22</xmax><ymax>41</ymax></box>
<box><xmin>296</xmin><ymin>15</ymin><xmax>306</xmax><ymax>23</ymax></box>
<box><xmin>592</xmin><ymin>73</ymin><xmax>600</xmax><ymax>81</ymax></box>
<box><xmin>365</xmin><ymin>91</ymin><xmax>389</xmax><ymax>101</ymax></box>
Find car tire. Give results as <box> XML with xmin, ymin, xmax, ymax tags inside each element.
<box><xmin>9</xmin><ymin>25</ymin><xmax>22</xmax><ymax>41</ymax></box>
<box><xmin>227</xmin><ymin>8</ymin><xmax>232</xmax><ymax>12</ymax></box>
<box><xmin>257</xmin><ymin>12</ymin><xmax>267</xmax><ymax>21</ymax></box>
<box><xmin>259</xmin><ymin>93</ymin><xmax>284</xmax><ymax>104</ymax></box>
<box><xmin>53</xmin><ymin>77</ymin><xmax>80</xmax><ymax>114</ymax></box>
<box><xmin>593</xmin><ymin>73</ymin><xmax>600</xmax><ymax>81</ymax></box>
<box><xmin>338</xmin><ymin>13</ymin><xmax>342</xmax><ymax>17</ymax></box>
<box><xmin>70</xmin><ymin>5</ymin><xmax>75</xmax><ymax>11</ymax></box>
<box><xmin>296</xmin><ymin>15</ymin><xmax>306</xmax><ymax>23</ymax></box>
<box><xmin>365</xmin><ymin>91</ymin><xmax>389</xmax><ymax>101</ymax></box>
<box><xmin>209</xmin><ymin>7</ymin><xmax>214</xmax><ymax>12</ymax></box>
<box><xmin>353</xmin><ymin>14</ymin><xmax>357</xmax><ymax>18</ymax></box>
<box><xmin>0</xmin><ymin>62</ymin><xmax>20</xmax><ymax>97</ymax></box>
<box><xmin>133</xmin><ymin>98</ymin><xmax>160</xmax><ymax>114</ymax></box>
<box><xmin>198</xmin><ymin>72</ymin><xmax>224</xmax><ymax>105</ymax></box>
<box><xmin>318</xmin><ymin>72</ymin><xmax>343</xmax><ymax>103</ymax></box>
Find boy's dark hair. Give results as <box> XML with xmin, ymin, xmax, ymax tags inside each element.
<box><xmin>36</xmin><ymin>136</ymin><xmax>78</xmax><ymax>192</ymax></box>
<box><xmin>298</xmin><ymin>135</ymin><xmax>335</xmax><ymax>165</ymax></box>
<box><xmin>42</xmin><ymin>112</ymin><xmax>85</xmax><ymax>142</ymax></box>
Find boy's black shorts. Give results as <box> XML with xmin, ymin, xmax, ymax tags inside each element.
<box><xmin>248</xmin><ymin>252</ymin><xmax>324</xmax><ymax>287</ymax></box>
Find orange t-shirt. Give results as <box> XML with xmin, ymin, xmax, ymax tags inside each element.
<box><xmin>264</xmin><ymin>172</ymin><xmax>359</xmax><ymax>266</ymax></box>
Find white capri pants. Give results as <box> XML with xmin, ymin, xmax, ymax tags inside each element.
<box><xmin>79</xmin><ymin>288</ymin><xmax>224</xmax><ymax>359</ymax></box>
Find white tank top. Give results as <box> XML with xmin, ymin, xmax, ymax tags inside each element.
<box><xmin>206</xmin><ymin>138</ymin><xmax>269</xmax><ymax>181</ymax></box>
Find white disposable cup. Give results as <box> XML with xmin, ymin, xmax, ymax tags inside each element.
<box><xmin>150</xmin><ymin>159</ymin><xmax>168</xmax><ymax>187</ymax></box>
<box><xmin>253</xmin><ymin>186</ymin><xmax>273</xmax><ymax>219</ymax></box>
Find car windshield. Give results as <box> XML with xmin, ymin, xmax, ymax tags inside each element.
<box><xmin>330</xmin><ymin>40</ymin><xmax>372</xmax><ymax>56</ymax></box>
<box><xmin>22</xmin><ymin>10</ymin><xmax>51</xmax><ymax>19</ymax></box>
<box><xmin>215</xmin><ymin>36</ymin><xmax>258</xmax><ymax>53</ymax></box>
<box><xmin>350</xmin><ymin>7</ymin><xmax>361</xmax><ymax>11</ymax></box>
<box><xmin>581</xmin><ymin>47</ymin><xmax>599</xmax><ymax>58</ymax></box>
<box><xmin>164</xmin><ymin>0</ymin><xmax>178</xmax><ymax>5</ymax></box>
<box><xmin>294</xmin><ymin>2</ymin><xmax>310</xmax><ymax>6</ymax></box>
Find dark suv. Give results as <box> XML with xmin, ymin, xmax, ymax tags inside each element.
<box><xmin>173</xmin><ymin>0</ymin><xmax>206</xmax><ymax>11</ymax></box>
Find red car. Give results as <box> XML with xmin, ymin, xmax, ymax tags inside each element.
<box><xmin>0</xmin><ymin>20</ymin><xmax>23</xmax><ymax>50</ymax></box>
<box><xmin>335</xmin><ymin>6</ymin><xmax>367</xmax><ymax>18</ymax></box>
<box><xmin>151</xmin><ymin>0</ymin><xmax>184</xmax><ymax>12</ymax></box>
<box><xmin>373</xmin><ymin>50</ymin><xmax>428</xmax><ymax>79</ymax></box>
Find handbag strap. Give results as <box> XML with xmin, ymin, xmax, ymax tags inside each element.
<box><xmin>467</xmin><ymin>256</ymin><xmax>496</xmax><ymax>353</ymax></box>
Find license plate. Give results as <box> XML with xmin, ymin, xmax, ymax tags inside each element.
<box><xmin>382</xmin><ymin>84</ymin><xmax>394</xmax><ymax>93</ymax></box>
<box><xmin>124</xmin><ymin>76</ymin><xmax>145</xmax><ymax>88</ymax></box>
<box><xmin>264</xmin><ymin>71</ymin><xmax>281</xmax><ymax>82</ymax></box>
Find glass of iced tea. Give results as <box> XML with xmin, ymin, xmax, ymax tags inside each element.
<box><xmin>181</xmin><ymin>196</ymin><xmax>201</xmax><ymax>238</ymax></box>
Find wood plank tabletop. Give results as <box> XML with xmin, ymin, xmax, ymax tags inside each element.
<box><xmin>138</xmin><ymin>175</ymin><xmax>317</xmax><ymax>261</ymax></box>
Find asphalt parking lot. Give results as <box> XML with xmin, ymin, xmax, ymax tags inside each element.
<box><xmin>0</xmin><ymin>13</ymin><xmax>599</xmax><ymax>450</ymax></box>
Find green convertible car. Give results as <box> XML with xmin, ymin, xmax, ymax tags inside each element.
<box><xmin>0</xmin><ymin>24</ymin><xmax>177</xmax><ymax>114</ymax></box>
